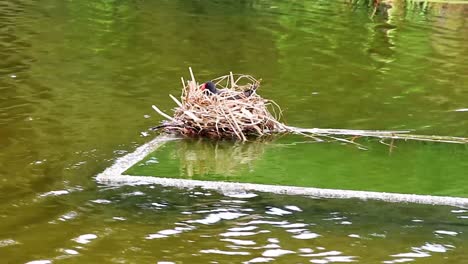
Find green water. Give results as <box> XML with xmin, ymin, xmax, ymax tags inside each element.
<box><xmin>1</xmin><ymin>0</ymin><xmax>468</xmax><ymax>263</ymax></box>
<box><xmin>126</xmin><ymin>137</ymin><xmax>468</xmax><ymax>197</ymax></box>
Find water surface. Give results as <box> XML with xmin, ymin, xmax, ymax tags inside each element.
<box><xmin>1</xmin><ymin>0</ymin><xmax>467</xmax><ymax>263</ymax></box>
<box><xmin>126</xmin><ymin>137</ymin><xmax>468</xmax><ymax>197</ymax></box>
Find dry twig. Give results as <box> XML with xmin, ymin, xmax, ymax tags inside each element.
<box><xmin>152</xmin><ymin>69</ymin><xmax>468</xmax><ymax>145</ymax></box>
<box><xmin>152</xmin><ymin>69</ymin><xmax>286</xmax><ymax>140</ymax></box>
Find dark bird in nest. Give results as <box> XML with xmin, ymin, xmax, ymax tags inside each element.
<box><xmin>201</xmin><ymin>81</ymin><xmax>256</xmax><ymax>99</ymax></box>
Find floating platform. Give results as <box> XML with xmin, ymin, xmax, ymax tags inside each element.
<box><xmin>96</xmin><ymin>136</ymin><xmax>468</xmax><ymax>208</ymax></box>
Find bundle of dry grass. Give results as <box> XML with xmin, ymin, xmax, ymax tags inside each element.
<box><xmin>152</xmin><ymin>68</ymin><xmax>468</xmax><ymax>146</ymax></box>
<box><xmin>152</xmin><ymin>68</ymin><xmax>288</xmax><ymax>141</ymax></box>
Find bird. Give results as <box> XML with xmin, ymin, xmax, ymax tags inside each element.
<box><xmin>200</xmin><ymin>81</ymin><xmax>256</xmax><ymax>99</ymax></box>
<box><xmin>201</xmin><ymin>81</ymin><xmax>223</xmax><ymax>95</ymax></box>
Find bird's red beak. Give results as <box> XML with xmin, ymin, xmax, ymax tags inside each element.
<box><xmin>201</xmin><ymin>83</ymin><xmax>206</xmax><ymax>90</ymax></box>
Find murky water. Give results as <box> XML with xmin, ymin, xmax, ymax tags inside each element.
<box><xmin>1</xmin><ymin>0</ymin><xmax>467</xmax><ymax>263</ymax></box>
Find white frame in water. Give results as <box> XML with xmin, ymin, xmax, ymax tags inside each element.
<box><xmin>96</xmin><ymin>135</ymin><xmax>468</xmax><ymax>208</ymax></box>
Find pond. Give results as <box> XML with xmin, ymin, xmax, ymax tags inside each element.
<box><xmin>0</xmin><ymin>0</ymin><xmax>467</xmax><ymax>263</ymax></box>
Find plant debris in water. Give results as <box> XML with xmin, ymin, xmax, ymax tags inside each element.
<box><xmin>152</xmin><ymin>68</ymin><xmax>468</xmax><ymax>145</ymax></box>
<box><xmin>152</xmin><ymin>68</ymin><xmax>288</xmax><ymax>141</ymax></box>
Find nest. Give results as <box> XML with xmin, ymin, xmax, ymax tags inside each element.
<box><xmin>152</xmin><ymin>68</ymin><xmax>468</xmax><ymax>146</ymax></box>
<box><xmin>152</xmin><ymin>68</ymin><xmax>288</xmax><ymax>141</ymax></box>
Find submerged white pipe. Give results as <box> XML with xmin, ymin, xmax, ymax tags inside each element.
<box><xmin>96</xmin><ymin>135</ymin><xmax>468</xmax><ymax>208</ymax></box>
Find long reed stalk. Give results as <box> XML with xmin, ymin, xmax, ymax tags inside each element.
<box><xmin>152</xmin><ymin>68</ymin><xmax>468</xmax><ymax>145</ymax></box>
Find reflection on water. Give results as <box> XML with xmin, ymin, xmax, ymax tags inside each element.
<box><xmin>172</xmin><ymin>139</ymin><xmax>268</xmax><ymax>177</ymax></box>
<box><xmin>0</xmin><ymin>0</ymin><xmax>468</xmax><ymax>262</ymax></box>
<box><xmin>126</xmin><ymin>138</ymin><xmax>271</xmax><ymax>181</ymax></box>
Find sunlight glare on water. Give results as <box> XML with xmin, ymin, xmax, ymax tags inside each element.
<box><xmin>6</xmin><ymin>185</ymin><xmax>468</xmax><ymax>263</ymax></box>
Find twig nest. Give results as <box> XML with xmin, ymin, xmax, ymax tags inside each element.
<box><xmin>153</xmin><ymin>70</ymin><xmax>287</xmax><ymax>141</ymax></box>
<box><xmin>151</xmin><ymin>69</ymin><xmax>468</xmax><ymax>145</ymax></box>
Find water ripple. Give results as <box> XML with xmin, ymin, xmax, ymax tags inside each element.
<box><xmin>1</xmin><ymin>0</ymin><xmax>468</xmax><ymax>263</ymax></box>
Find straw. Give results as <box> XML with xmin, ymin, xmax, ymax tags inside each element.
<box><xmin>152</xmin><ymin>68</ymin><xmax>468</xmax><ymax>145</ymax></box>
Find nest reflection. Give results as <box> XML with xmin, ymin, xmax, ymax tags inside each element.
<box><xmin>170</xmin><ymin>139</ymin><xmax>269</xmax><ymax>178</ymax></box>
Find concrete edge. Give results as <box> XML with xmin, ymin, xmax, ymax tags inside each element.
<box><xmin>96</xmin><ymin>135</ymin><xmax>179</xmax><ymax>177</ymax></box>
<box><xmin>96</xmin><ymin>136</ymin><xmax>468</xmax><ymax>208</ymax></box>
